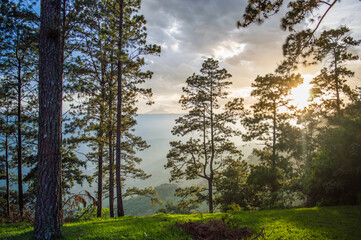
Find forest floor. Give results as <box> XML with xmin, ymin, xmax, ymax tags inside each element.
<box><xmin>1</xmin><ymin>205</ymin><xmax>361</xmax><ymax>239</ymax></box>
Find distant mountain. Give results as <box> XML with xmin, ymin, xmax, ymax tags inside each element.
<box><xmin>123</xmin><ymin>183</ymin><xmax>179</xmax><ymax>216</ymax></box>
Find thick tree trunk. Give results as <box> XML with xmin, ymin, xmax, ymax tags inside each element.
<box><xmin>17</xmin><ymin>62</ymin><xmax>23</xmax><ymax>217</ymax></box>
<box><xmin>116</xmin><ymin>0</ymin><xmax>125</xmax><ymax>217</ymax></box>
<box><xmin>34</xmin><ymin>0</ymin><xmax>62</xmax><ymax>238</ymax></box>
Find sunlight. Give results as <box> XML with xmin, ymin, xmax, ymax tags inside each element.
<box><xmin>213</xmin><ymin>41</ymin><xmax>246</xmax><ymax>59</ymax></box>
<box><xmin>289</xmin><ymin>74</ymin><xmax>314</xmax><ymax>109</ymax></box>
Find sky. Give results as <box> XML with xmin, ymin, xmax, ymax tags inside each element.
<box><xmin>136</xmin><ymin>0</ymin><xmax>361</xmax><ymax>114</ymax></box>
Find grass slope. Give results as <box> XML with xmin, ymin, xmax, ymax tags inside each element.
<box><xmin>1</xmin><ymin>205</ymin><xmax>361</xmax><ymax>239</ymax></box>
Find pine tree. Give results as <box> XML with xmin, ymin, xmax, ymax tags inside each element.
<box><xmin>238</xmin><ymin>0</ymin><xmax>344</xmax><ymax>73</ymax></box>
<box><xmin>0</xmin><ymin>0</ymin><xmax>39</xmax><ymax>217</ymax></box>
<box><xmin>165</xmin><ymin>58</ymin><xmax>244</xmax><ymax>213</ymax></box>
<box><xmin>310</xmin><ymin>27</ymin><xmax>360</xmax><ymax>117</ymax></box>
<box><xmin>34</xmin><ymin>0</ymin><xmax>62</xmax><ymax>238</ymax></box>
<box><xmin>242</xmin><ymin>73</ymin><xmax>302</xmax><ymax>207</ymax></box>
<box><xmin>0</xmin><ymin>80</ymin><xmax>16</xmax><ymax>218</ymax></box>
<box><xmin>65</xmin><ymin>0</ymin><xmax>160</xmax><ymax>218</ymax></box>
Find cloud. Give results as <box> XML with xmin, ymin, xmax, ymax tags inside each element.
<box><xmin>138</xmin><ymin>0</ymin><xmax>361</xmax><ymax>114</ymax></box>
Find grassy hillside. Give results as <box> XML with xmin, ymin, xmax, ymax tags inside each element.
<box><xmin>1</xmin><ymin>205</ymin><xmax>361</xmax><ymax>239</ymax></box>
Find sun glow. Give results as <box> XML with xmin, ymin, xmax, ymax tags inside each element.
<box><xmin>289</xmin><ymin>74</ymin><xmax>314</xmax><ymax>109</ymax></box>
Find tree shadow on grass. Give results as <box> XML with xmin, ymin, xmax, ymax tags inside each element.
<box><xmin>0</xmin><ymin>231</ymin><xmax>33</xmax><ymax>240</ymax></box>
<box><xmin>277</xmin><ymin>205</ymin><xmax>361</xmax><ymax>240</ymax></box>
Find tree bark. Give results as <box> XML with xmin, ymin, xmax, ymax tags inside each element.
<box><xmin>333</xmin><ymin>49</ymin><xmax>341</xmax><ymax>117</ymax></box>
<box><xmin>271</xmin><ymin>101</ymin><xmax>277</xmax><ymax>205</ymax></box>
<box><xmin>97</xmin><ymin>49</ymin><xmax>106</xmax><ymax>218</ymax></box>
<box><xmin>97</xmin><ymin>141</ymin><xmax>103</xmax><ymax>218</ymax></box>
<box><xmin>116</xmin><ymin>0</ymin><xmax>125</xmax><ymax>217</ymax></box>
<box><xmin>34</xmin><ymin>0</ymin><xmax>62</xmax><ymax>238</ymax></box>
<box><xmin>109</xmin><ymin>127</ymin><xmax>114</xmax><ymax>217</ymax></box>
<box><xmin>17</xmin><ymin>61</ymin><xmax>23</xmax><ymax>217</ymax></box>
<box><xmin>209</xmin><ymin>76</ymin><xmax>214</xmax><ymax>213</ymax></box>
<box><xmin>5</xmin><ymin>114</ymin><xmax>10</xmax><ymax>218</ymax></box>
<box><xmin>208</xmin><ymin>178</ymin><xmax>213</xmax><ymax>213</ymax></box>
<box><xmin>109</xmin><ymin>74</ymin><xmax>114</xmax><ymax>218</ymax></box>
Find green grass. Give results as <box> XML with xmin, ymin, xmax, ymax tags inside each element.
<box><xmin>1</xmin><ymin>205</ymin><xmax>361</xmax><ymax>239</ymax></box>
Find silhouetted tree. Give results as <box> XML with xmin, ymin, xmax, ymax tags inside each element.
<box><xmin>310</xmin><ymin>27</ymin><xmax>360</xmax><ymax>117</ymax></box>
<box><xmin>238</xmin><ymin>0</ymin><xmax>341</xmax><ymax>73</ymax></box>
<box><xmin>242</xmin><ymin>73</ymin><xmax>302</xmax><ymax>207</ymax></box>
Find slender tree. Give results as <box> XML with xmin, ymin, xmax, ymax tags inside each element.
<box><xmin>65</xmin><ymin>0</ymin><xmax>160</xmax><ymax>218</ymax></box>
<box><xmin>34</xmin><ymin>0</ymin><xmax>62</xmax><ymax>238</ymax></box>
<box><xmin>115</xmin><ymin>0</ymin><xmax>125</xmax><ymax>217</ymax></box>
<box><xmin>0</xmin><ymin>81</ymin><xmax>16</xmax><ymax>218</ymax></box>
<box><xmin>0</xmin><ymin>0</ymin><xmax>38</xmax><ymax>217</ymax></box>
<box><xmin>242</xmin><ymin>73</ymin><xmax>302</xmax><ymax>206</ymax></box>
<box><xmin>165</xmin><ymin>58</ymin><xmax>244</xmax><ymax>213</ymax></box>
<box><xmin>310</xmin><ymin>27</ymin><xmax>360</xmax><ymax>117</ymax></box>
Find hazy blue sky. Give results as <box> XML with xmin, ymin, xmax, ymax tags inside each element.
<box><xmin>137</xmin><ymin>0</ymin><xmax>361</xmax><ymax>114</ymax></box>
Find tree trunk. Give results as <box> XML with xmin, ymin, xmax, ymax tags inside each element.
<box><xmin>209</xmin><ymin>77</ymin><xmax>214</xmax><ymax>213</ymax></box>
<box><xmin>97</xmin><ymin>50</ymin><xmax>106</xmax><ymax>218</ymax></box>
<box><xmin>116</xmin><ymin>0</ymin><xmax>125</xmax><ymax>217</ymax></box>
<box><xmin>333</xmin><ymin>49</ymin><xmax>341</xmax><ymax>117</ymax></box>
<box><xmin>17</xmin><ymin>62</ymin><xmax>23</xmax><ymax>217</ymax></box>
<box><xmin>97</xmin><ymin>141</ymin><xmax>103</xmax><ymax>217</ymax></box>
<box><xmin>208</xmin><ymin>178</ymin><xmax>213</xmax><ymax>213</ymax></box>
<box><xmin>34</xmin><ymin>0</ymin><xmax>62</xmax><ymax>238</ymax></box>
<box><xmin>271</xmin><ymin>102</ymin><xmax>277</xmax><ymax>205</ymax></box>
<box><xmin>5</xmin><ymin>114</ymin><xmax>10</xmax><ymax>218</ymax></box>
<box><xmin>109</xmin><ymin>77</ymin><xmax>114</xmax><ymax>218</ymax></box>
<box><xmin>109</xmin><ymin>129</ymin><xmax>114</xmax><ymax>217</ymax></box>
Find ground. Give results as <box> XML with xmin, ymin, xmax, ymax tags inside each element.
<box><xmin>1</xmin><ymin>205</ymin><xmax>361</xmax><ymax>239</ymax></box>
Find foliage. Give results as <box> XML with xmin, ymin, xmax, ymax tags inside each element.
<box><xmin>0</xmin><ymin>0</ymin><xmax>39</xmax><ymax>217</ymax></box>
<box><xmin>242</xmin><ymin>73</ymin><xmax>303</xmax><ymax>207</ymax></box>
<box><xmin>238</xmin><ymin>0</ymin><xmax>341</xmax><ymax>73</ymax></box>
<box><xmin>215</xmin><ymin>160</ymin><xmax>260</xmax><ymax>211</ymax></box>
<box><xmin>165</xmin><ymin>58</ymin><xmax>244</xmax><ymax>213</ymax></box>
<box><xmin>305</xmin><ymin>102</ymin><xmax>361</xmax><ymax>206</ymax></box>
<box><xmin>64</xmin><ymin>0</ymin><xmax>160</xmax><ymax>217</ymax></box>
<box><xmin>309</xmin><ymin>27</ymin><xmax>360</xmax><ymax>115</ymax></box>
<box><xmin>123</xmin><ymin>183</ymin><xmax>202</xmax><ymax>216</ymax></box>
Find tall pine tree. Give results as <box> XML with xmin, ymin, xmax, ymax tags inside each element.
<box><xmin>166</xmin><ymin>58</ymin><xmax>244</xmax><ymax>213</ymax></box>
